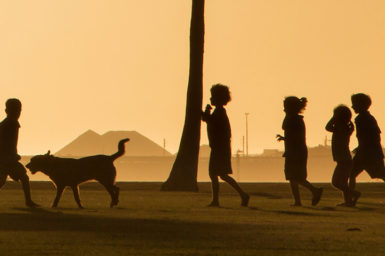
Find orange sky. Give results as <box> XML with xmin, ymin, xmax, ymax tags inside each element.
<box><xmin>1</xmin><ymin>0</ymin><xmax>385</xmax><ymax>155</ymax></box>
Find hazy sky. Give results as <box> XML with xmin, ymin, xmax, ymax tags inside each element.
<box><xmin>1</xmin><ymin>0</ymin><xmax>385</xmax><ymax>155</ymax></box>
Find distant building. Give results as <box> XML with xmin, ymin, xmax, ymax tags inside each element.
<box><xmin>308</xmin><ymin>145</ymin><xmax>332</xmax><ymax>157</ymax></box>
<box><xmin>55</xmin><ymin>130</ymin><xmax>172</xmax><ymax>157</ymax></box>
<box><xmin>261</xmin><ymin>149</ymin><xmax>282</xmax><ymax>157</ymax></box>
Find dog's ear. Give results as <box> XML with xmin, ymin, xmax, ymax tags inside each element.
<box><xmin>46</xmin><ymin>150</ymin><xmax>51</xmax><ymax>156</ymax></box>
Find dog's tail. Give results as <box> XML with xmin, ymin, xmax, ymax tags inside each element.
<box><xmin>110</xmin><ymin>138</ymin><xmax>130</xmax><ymax>161</ymax></box>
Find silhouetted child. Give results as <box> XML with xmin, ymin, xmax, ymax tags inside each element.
<box><xmin>349</xmin><ymin>93</ymin><xmax>385</xmax><ymax>206</ymax></box>
<box><xmin>0</xmin><ymin>99</ymin><xmax>38</xmax><ymax>207</ymax></box>
<box><xmin>202</xmin><ymin>84</ymin><xmax>249</xmax><ymax>207</ymax></box>
<box><xmin>325</xmin><ymin>105</ymin><xmax>354</xmax><ymax>206</ymax></box>
<box><xmin>277</xmin><ymin>96</ymin><xmax>323</xmax><ymax>206</ymax></box>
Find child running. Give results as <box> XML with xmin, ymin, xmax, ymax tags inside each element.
<box><xmin>325</xmin><ymin>105</ymin><xmax>354</xmax><ymax>206</ymax></box>
<box><xmin>349</xmin><ymin>93</ymin><xmax>385</xmax><ymax>206</ymax></box>
<box><xmin>202</xmin><ymin>84</ymin><xmax>249</xmax><ymax>207</ymax></box>
<box><xmin>277</xmin><ymin>96</ymin><xmax>323</xmax><ymax>206</ymax></box>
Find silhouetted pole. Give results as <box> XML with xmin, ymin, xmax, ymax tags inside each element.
<box><xmin>245</xmin><ymin>113</ymin><xmax>249</xmax><ymax>157</ymax></box>
<box><xmin>162</xmin><ymin>0</ymin><xmax>205</xmax><ymax>191</ymax></box>
<box><xmin>236</xmin><ymin>149</ymin><xmax>242</xmax><ymax>181</ymax></box>
<box><xmin>163</xmin><ymin>138</ymin><xmax>166</xmax><ymax>156</ymax></box>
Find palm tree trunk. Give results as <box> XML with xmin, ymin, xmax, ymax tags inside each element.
<box><xmin>161</xmin><ymin>0</ymin><xmax>205</xmax><ymax>191</ymax></box>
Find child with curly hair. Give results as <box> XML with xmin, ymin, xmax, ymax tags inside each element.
<box><xmin>202</xmin><ymin>84</ymin><xmax>249</xmax><ymax>207</ymax></box>
<box><xmin>277</xmin><ymin>96</ymin><xmax>323</xmax><ymax>206</ymax></box>
<box><xmin>349</xmin><ymin>93</ymin><xmax>385</xmax><ymax>206</ymax></box>
<box><xmin>325</xmin><ymin>105</ymin><xmax>354</xmax><ymax>206</ymax></box>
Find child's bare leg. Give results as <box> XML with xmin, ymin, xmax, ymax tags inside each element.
<box><xmin>0</xmin><ymin>173</ymin><xmax>6</xmax><ymax>189</ymax></box>
<box><xmin>333</xmin><ymin>179</ymin><xmax>351</xmax><ymax>205</ymax></box>
<box><xmin>299</xmin><ymin>180</ymin><xmax>323</xmax><ymax>206</ymax></box>
<box><xmin>220</xmin><ymin>174</ymin><xmax>249</xmax><ymax>206</ymax></box>
<box><xmin>349</xmin><ymin>168</ymin><xmax>362</xmax><ymax>206</ymax></box>
<box><xmin>289</xmin><ymin>181</ymin><xmax>301</xmax><ymax>206</ymax></box>
<box><xmin>20</xmin><ymin>174</ymin><xmax>38</xmax><ymax>207</ymax></box>
<box><xmin>332</xmin><ymin>164</ymin><xmax>351</xmax><ymax>205</ymax></box>
<box><xmin>209</xmin><ymin>174</ymin><xmax>219</xmax><ymax>206</ymax></box>
<box><xmin>299</xmin><ymin>180</ymin><xmax>317</xmax><ymax>193</ymax></box>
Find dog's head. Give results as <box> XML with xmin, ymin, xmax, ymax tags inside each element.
<box><xmin>26</xmin><ymin>151</ymin><xmax>54</xmax><ymax>174</ymax></box>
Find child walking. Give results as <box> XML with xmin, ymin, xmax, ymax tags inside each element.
<box><xmin>325</xmin><ymin>105</ymin><xmax>354</xmax><ymax>206</ymax></box>
<box><xmin>349</xmin><ymin>93</ymin><xmax>385</xmax><ymax>206</ymax></box>
<box><xmin>277</xmin><ymin>96</ymin><xmax>323</xmax><ymax>206</ymax></box>
<box><xmin>202</xmin><ymin>84</ymin><xmax>249</xmax><ymax>207</ymax></box>
<box><xmin>0</xmin><ymin>99</ymin><xmax>38</xmax><ymax>207</ymax></box>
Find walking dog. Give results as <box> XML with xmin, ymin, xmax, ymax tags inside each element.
<box><xmin>26</xmin><ymin>138</ymin><xmax>129</xmax><ymax>208</ymax></box>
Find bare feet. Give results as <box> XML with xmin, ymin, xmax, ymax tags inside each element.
<box><xmin>26</xmin><ymin>201</ymin><xmax>39</xmax><ymax>208</ymax></box>
<box><xmin>241</xmin><ymin>194</ymin><xmax>250</xmax><ymax>207</ymax></box>
<box><xmin>351</xmin><ymin>191</ymin><xmax>361</xmax><ymax>206</ymax></box>
<box><xmin>312</xmin><ymin>187</ymin><xmax>323</xmax><ymax>206</ymax></box>
<box><xmin>291</xmin><ymin>203</ymin><xmax>302</xmax><ymax>207</ymax></box>
<box><xmin>207</xmin><ymin>201</ymin><xmax>220</xmax><ymax>207</ymax></box>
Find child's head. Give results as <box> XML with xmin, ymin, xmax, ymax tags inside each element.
<box><xmin>333</xmin><ymin>105</ymin><xmax>352</xmax><ymax>123</ymax></box>
<box><xmin>210</xmin><ymin>84</ymin><xmax>231</xmax><ymax>106</ymax></box>
<box><xmin>5</xmin><ymin>98</ymin><xmax>22</xmax><ymax>119</ymax></box>
<box><xmin>351</xmin><ymin>93</ymin><xmax>371</xmax><ymax>113</ymax></box>
<box><xmin>283</xmin><ymin>96</ymin><xmax>307</xmax><ymax>115</ymax></box>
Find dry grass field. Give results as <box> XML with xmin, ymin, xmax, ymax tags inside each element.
<box><xmin>0</xmin><ymin>181</ymin><xmax>385</xmax><ymax>256</ymax></box>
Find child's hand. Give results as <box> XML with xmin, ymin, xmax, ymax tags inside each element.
<box><xmin>276</xmin><ymin>134</ymin><xmax>284</xmax><ymax>142</ymax></box>
<box><xmin>202</xmin><ymin>104</ymin><xmax>212</xmax><ymax>121</ymax></box>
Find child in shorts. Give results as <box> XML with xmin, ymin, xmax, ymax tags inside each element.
<box><xmin>349</xmin><ymin>93</ymin><xmax>385</xmax><ymax>206</ymax></box>
<box><xmin>277</xmin><ymin>96</ymin><xmax>323</xmax><ymax>206</ymax></box>
<box><xmin>202</xmin><ymin>84</ymin><xmax>249</xmax><ymax>207</ymax></box>
<box><xmin>325</xmin><ymin>105</ymin><xmax>354</xmax><ymax>206</ymax></box>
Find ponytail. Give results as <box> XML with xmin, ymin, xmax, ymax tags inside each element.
<box><xmin>299</xmin><ymin>97</ymin><xmax>307</xmax><ymax>110</ymax></box>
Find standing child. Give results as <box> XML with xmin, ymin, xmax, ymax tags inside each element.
<box><xmin>325</xmin><ymin>105</ymin><xmax>354</xmax><ymax>206</ymax></box>
<box><xmin>349</xmin><ymin>93</ymin><xmax>385</xmax><ymax>206</ymax></box>
<box><xmin>277</xmin><ymin>96</ymin><xmax>323</xmax><ymax>206</ymax></box>
<box><xmin>202</xmin><ymin>84</ymin><xmax>249</xmax><ymax>207</ymax></box>
<box><xmin>0</xmin><ymin>99</ymin><xmax>38</xmax><ymax>207</ymax></box>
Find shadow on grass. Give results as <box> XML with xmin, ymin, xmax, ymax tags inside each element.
<box><xmin>357</xmin><ymin>207</ymin><xmax>378</xmax><ymax>212</ymax></box>
<box><xmin>249</xmin><ymin>192</ymin><xmax>282</xmax><ymax>199</ymax></box>
<box><xmin>0</xmin><ymin>207</ymin><xmax>261</xmax><ymax>242</ymax></box>
<box><xmin>357</xmin><ymin>201</ymin><xmax>385</xmax><ymax>207</ymax></box>
<box><xmin>265</xmin><ymin>210</ymin><xmax>329</xmax><ymax>217</ymax></box>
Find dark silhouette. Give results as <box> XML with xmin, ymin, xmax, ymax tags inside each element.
<box><xmin>0</xmin><ymin>99</ymin><xmax>38</xmax><ymax>207</ymax></box>
<box><xmin>277</xmin><ymin>96</ymin><xmax>323</xmax><ymax>206</ymax></box>
<box><xmin>202</xmin><ymin>84</ymin><xmax>249</xmax><ymax>207</ymax></box>
<box><xmin>162</xmin><ymin>0</ymin><xmax>205</xmax><ymax>191</ymax></box>
<box><xmin>26</xmin><ymin>138</ymin><xmax>129</xmax><ymax>208</ymax></box>
<box><xmin>325</xmin><ymin>105</ymin><xmax>354</xmax><ymax>206</ymax></box>
<box><xmin>349</xmin><ymin>93</ymin><xmax>385</xmax><ymax>206</ymax></box>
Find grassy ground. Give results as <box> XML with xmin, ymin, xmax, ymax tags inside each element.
<box><xmin>0</xmin><ymin>181</ymin><xmax>385</xmax><ymax>255</ymax></box>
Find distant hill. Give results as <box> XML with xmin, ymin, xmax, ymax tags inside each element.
<box><xmin>55</xmin><ymin>130</ymin><xmax>172</xmax><ymax>157</ymax></box>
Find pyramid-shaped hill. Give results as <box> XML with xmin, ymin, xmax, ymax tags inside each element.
<box><xmin>55</xmin><ymin>130</ymin><xmax>172</xmax><ymax>157</ymax></box>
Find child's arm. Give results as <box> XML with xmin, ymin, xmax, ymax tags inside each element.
<box><xmin>276</xmin><ymin>134</ymin><xmax>285</xmax><ymax>141</ymax></box>
<box><xmin>348</xmin><ymin>121</ymin><xmax>354</xmax><ymax>135</ymax></box>
<box><xmin>325</xmin><ymin>116</ymin><xmax>335</xmax><ymax>132</ymax></box>
<box><xmin>201</xmin><ymin>104</ymin><xmax>212</xmax><ymax>122</ymax></box>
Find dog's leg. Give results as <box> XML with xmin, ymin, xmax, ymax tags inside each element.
<box><xmin>0</xmin><ymin>173</ymin><xmax>6</xmax><ymax>189</ymax></box>
<box><xmin>100</xmin><ymin>182</ymin><xmax>117</xmax><ymax>208</ymax></box>
<box><xmin>113</xmin><ymin>186</ymin><xmax>120</xmax><ymax>206</ymax></box>
<box><xmin>71</xmin><ymin>185</ymin><xmax>83</xmax><ymax>209</ymax></box>
<box><xmin>52</xmin><ymin>186</ymin><xmax>65</xmax><ymax>208</ymax></box>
